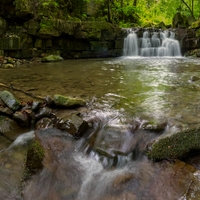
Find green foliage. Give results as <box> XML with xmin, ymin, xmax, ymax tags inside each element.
<box><xmin>42</xmin><ymin>0</ymin><xmax>59</xmax><ymax>8</ymax></box>
<box><xmin>88</xmin><ymin>0</ymin><xmax>200</xmax><ymax>27</ymax></box>
<box><xmin>29</xmin><ymin>0</ymin><xmax>200</xmax><ymax>27</ymax></box>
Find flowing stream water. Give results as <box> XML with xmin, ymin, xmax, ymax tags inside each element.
<box><xmin>1</xmin><ymin>56</ymin><xmax>200</xmax><ymax>199</ymax></box>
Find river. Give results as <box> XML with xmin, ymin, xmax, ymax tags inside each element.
<box><xmin>1</xmin><ymin>56</ymin><xmax>200</xmax><ymax>199</ymax></box>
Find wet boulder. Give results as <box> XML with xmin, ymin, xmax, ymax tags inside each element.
<box><xmin>31</xmin><ymin>101</ymin><xmax>42</xmax><ymax>111</ymax></box>
<box><xmin>56</xmin><ymin>113</ymin><xmax>88</xmax><ymax>138</ymax></box>
<box><xmin>0</xmin><ymin>115</ymin><xmax>26</xmax><ymax>149</ymax></box>
<box><xmin>35</xmin><ymin>107</ymin><xmax>52</xmax><ymax>121</ymax></box>
<box><xmin>0</xmin><ymin>90</ymin><xmax>21</xmax><ymax>111</ymax></box>
<box><xmin>147</xmin><ymin>126</ymin><xmax>200</xmax><ymax>160</ymax></box>
<box><xmin>13</xmin><ymin>110</ymin><xmax>32</xmax><ymax>127</ymax></box>
<box><xmin>23</xmin><ymin>128</ymin><xmax>82</xmax><ymax>199</ymax></box>
<box><xmin>53</xmin><ymin>94</ymin><xmax>86</xmax><ymax>108</ymax></box>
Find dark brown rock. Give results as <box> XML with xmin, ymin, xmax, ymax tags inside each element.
<box><xmin>56</xmin><ymin>113</ymin><xmax>88</xmax><ymax>138</ymax></box>
<box><xmin>13</xmin><ymin>110</ymin><xmax>31</xmax><ymax>127</ymax></box>
<box><xmin>35</xmin><ymin>107</ymin><xmax>52</xmax><ymax>120</ymax></box>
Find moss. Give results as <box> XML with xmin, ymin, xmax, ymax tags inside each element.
<box><xmin>21</xmin><ymin>140</ymin><xmax>44</xmax><ymax>185</ymax></box>
<box><xmin>147</xmin><ymin>126</ymin><xmax>200</xmax><ymax>161</ymax></box>
<box><xmin>41</xmin><ymin>54</ymin><xmax>63</xmax><ymax>62</ymax></box>
<box><xmin>191</xmin><ymin>20</ymin><xmax>200</xmax><ymax>29</ymax></box>
<box><xmin>196</xmin><ymin>29</ymin><xmax>200</xmax><ymax>37</ymax></box>
<box><xmin>53</xmin><ymin>94</ymin><xmax>86</xmax><ymax>108</ymax></box>
<box><xmin>38</xmin><ymin>19</ymin><xmax>59</xmax><ymax>37</ymax></box>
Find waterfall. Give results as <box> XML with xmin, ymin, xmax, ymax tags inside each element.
<box><xmin>123</xmin><ymin>29</ymin><xmax>181</xmax><ymax>57</ymax></box>
<box><xmin>123</xmin><ymin>32</ymin><xmax>139</xmax><ymax>56</ymax></box>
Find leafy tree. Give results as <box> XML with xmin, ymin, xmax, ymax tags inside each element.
<box><xmin>68</xmin><ymin>0</ymin><xmax>200</xmax><ymax>27</ymax></box>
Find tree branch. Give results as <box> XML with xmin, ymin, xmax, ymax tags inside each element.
<box><xmin>0</xmin><ymin>82</ymin><xmax>44</xmax><ymax>101</ymax></box>
<box><xmin>181</xmin><ymin>0</ymin><xmax>195</xmax><ymax>19</ymax></box>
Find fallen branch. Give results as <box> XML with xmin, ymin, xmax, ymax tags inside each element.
<box><xmin>0</xmin><ymin>82</ymin><xmax>45</xmax><ymax>101</ymax></box>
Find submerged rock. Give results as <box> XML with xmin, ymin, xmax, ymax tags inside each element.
<box><xmin>147</xmin><ymin>126</ymin><xmax>200</xmax><ymax>160</ymax></box>
<box><xmin>94</xmin><ymin>125</ymin><xmax>136</xmax><ymax>158</ymax></box>
<box><xmin>53</xmin><ymin>94</ymin><xmax>86</xmax><ymax>108</ymax></box>
<box><xmin>36</xmin><ymin>117</ymin><xmax>53</xmax><ymax>130</ymax></box>
<box><xmin>0</xmin><ymin>90</ymin><xmax>21</xmax><ymax>111</ymax></box>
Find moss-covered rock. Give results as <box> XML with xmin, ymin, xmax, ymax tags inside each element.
<box><xmin>53</xmin><ymin>94</ymin><xmax>86</xmax><ymax>108</ymax></box>
<box><xmin>41</xmin><ymin>54</ymin><xmax>63</xmax><ymax>62</ymax></box>
<box><xmin>147</xmin><ymin>126</ymin><xmax>200</xmax><ymax>161</ymax></box>
<box><xmin>0</xmin><ymin>90</ymin><xmax>21</xmax><ymax>111</ymax></box>
<box><xmin>191</xmin><ymin>20</ymin><xmax>200</xmax><ymax>29</ymax></box>
<box><xmin>22</xmin><ymin>140</ymin><xmax>44</xmax><ymax>183</ymax></box>
<box><xmin>38</xmin><ymin>19</ymin><xmax>60</xmax><ymax>38</ymax></box>
<box><xmin>14</xmin><ymin>0</ymin><xmax>34</xmax><ymax>19</ymax></box>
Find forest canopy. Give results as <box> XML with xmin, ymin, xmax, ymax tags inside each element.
<box><xmin>78</xmin><ymin>0</ymin><xmax>200</xmax><ymax>27</ymax></box>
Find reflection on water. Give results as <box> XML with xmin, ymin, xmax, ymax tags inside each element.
<box><xmin>1</xmin><ymin>57</ymin><xmax>200</xmax><ymax>199</ymax></box>
<box><xmin>1</xmin><ymin>57</ymin><xmax>200</xmax><ymax>126</ymax></box>
<box><xmin>0</xmin><ymin>57</ymin><xmax>200</xmax><ymax>123</ymax></box>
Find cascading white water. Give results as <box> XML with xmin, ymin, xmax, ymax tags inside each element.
<box><xmin>123</xmin><ymin>30</ymin><xmax>181</xmax><ymax>57</ymax></box>
<box><xmin>123</xmin><ymin>32</ymin><xmax>139</xmax><ymax>56</ymax></box>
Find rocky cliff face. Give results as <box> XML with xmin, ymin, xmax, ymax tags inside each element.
<box><xmin>175</xmin><ymin>21</ymin><xmax>200</xmax><ymax>56</ymax></box>
<box><xmin>0</xmin><ymin>0</ymin><xmax>125</xmax><ymax>59</ymax></box>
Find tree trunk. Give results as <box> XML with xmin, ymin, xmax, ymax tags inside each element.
<box><xmin>133</xmin><ymin>0</ymin><xmax>137</xmax><ymax>6</ymax></box>
<box><xmin>108</xmin><ymin>0</ymin><xmax>112</xmax><ymax>22</ymax></box>
<box><xmin>191</xmin><ymin>0</ymin><xmax>194</xmax><ymax>15</ymax></box>
<box><xmin>121</xmin><ymin>0</ymin><xmax>124</xmax><ymax>20</ymax></box>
